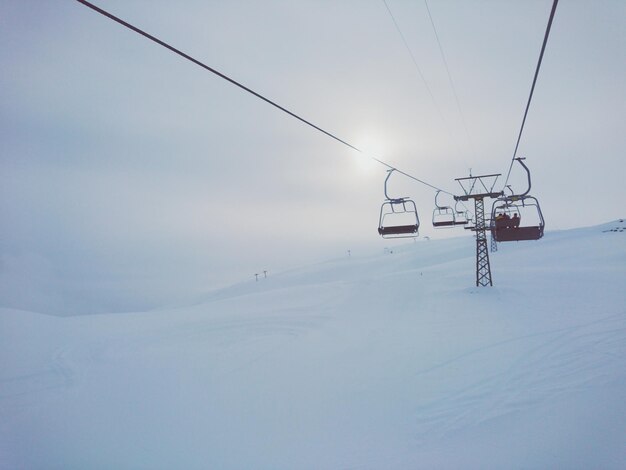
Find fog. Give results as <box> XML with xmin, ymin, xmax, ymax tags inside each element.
<box><xmin>1</xmin><ymin>0</ymin><xmax>624</xmax><ymax>314</ymax></box>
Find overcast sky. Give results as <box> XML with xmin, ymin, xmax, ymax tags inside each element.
<box><xmin>1</xmin><ymin>0</ymin><xmax>624</xmax><ymax>314</ymax></box>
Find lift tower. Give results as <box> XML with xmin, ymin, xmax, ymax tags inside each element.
<box><xmin>454</xmin><ymin>174</ymin><xmax>503</xmax><ymax>287</ymax></box>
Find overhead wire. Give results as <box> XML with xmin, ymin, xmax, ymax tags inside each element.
<box><xmin>503</xmin><ymin>0</ymin><xmax>559</xmax><ymax>189</ymax></box>
<box><xmin>423</xmin><ymin>0</ymin><xmax>477</xmax><ymax>161</ymax></box>
<box><xmin>382</xmin><ymin>0</ymin><xmax>469</xmax><ymax>162</ymax></box>
<box><xmin>74</xmin><ymin>0</ymin><xmax>455</xmax><ymax>196</ymax></box>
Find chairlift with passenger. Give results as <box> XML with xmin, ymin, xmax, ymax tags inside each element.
<box><xmin>490</xmin><ymin>158</ymin><xmax>545</xmax><ymax>242</ymax></box>
<box><xmin>377</xmin><ymin>169</ymin><xmax>419</xmax><ymax>239</ymax></box>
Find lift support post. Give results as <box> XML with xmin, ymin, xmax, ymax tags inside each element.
<box><xmin>455</xmin><ymin>174</ymin><xmax>503</xmax><ymax>287</ymax></box>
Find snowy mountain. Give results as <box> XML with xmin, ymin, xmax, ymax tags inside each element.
<box><xmin>1</xmin><ymin>221</ymin><xmax>625</xmax><ymax>469</ymax></box>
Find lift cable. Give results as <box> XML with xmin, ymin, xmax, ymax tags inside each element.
<box><xmin>382</xmin><ymin>0</ymin><xmax>461</xmax><ymax>154</ymax></box>
<box><xmin>75</xmin><ymin>0</ymin><xmax>454</xmax><ymax>196</ymax></box>
<box><xmin>503</xmin><ymin>0</ymin><xmax>559</xmax><ymax>189</ymax></box>
<box><xmin>423</xmin><ymin>0</ymin><xmax>477</xmax><ymax>160</ymax></box>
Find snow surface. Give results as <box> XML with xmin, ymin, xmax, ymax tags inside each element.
<box><xmin>1</xmin><ymin>221</ymin><xmax>625</xmax><ymax>469</ymax></box>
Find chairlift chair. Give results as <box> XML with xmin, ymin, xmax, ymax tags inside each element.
<box><xmin>453</xmin><ymin>200</ymin><xmax>470</xmax><ymax>226</ymax></box>
<box><xmin>377</xmin><ymin>169</ymin><xmax>420</xmax><ymax>239</ymax></box>
<box><xmin>432</xmin><ymin>190</ymin><xmax>456</xmax><ymax>228</ymax></box>
<box><xmin>490</xmin><ymin>158</ymin><xmax>545</xmax><ymax>242</ymax></box>
<box><xmin>491</xmin><ymin>196</ymin><xmax>544</xmax><ymax>241</ymax></box>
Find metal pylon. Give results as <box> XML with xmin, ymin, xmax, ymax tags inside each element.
<box><xmin>474</xmin><ymin>197</ymin><xmax>493</xmax><ymax>286</ymax></box>
<box><xmin>454</xmin><ymin>173</ymin><xmax>502</xmax><ymax>286</ymax></box>
<box><xmin>491</xmin><ymin>233</ymin><xmax>498</xmax><ymax>252</ymax></box>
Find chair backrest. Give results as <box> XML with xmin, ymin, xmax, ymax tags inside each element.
<box><xmin>378</xmin><ymin>224</ymin><xmax>418</xmax><ymax>236</ymax></box>
<box><xmin>493</xmin><ymin>226</ymin><xmax>543</xmax><ymax>242</ymax></box>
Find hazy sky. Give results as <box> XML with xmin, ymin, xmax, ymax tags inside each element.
<box><xmin>1</xmin><ymin>0</ymin><xmax>624</xmax><ymax>314</ymax></box>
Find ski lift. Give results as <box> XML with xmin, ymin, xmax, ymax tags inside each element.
<box><xmin>432</xmin><ymin>190</ymin><xmax>456</xmax><ymax>228</ymax></box>
<box><xmin>378</xmin><ymin>169</ymin><xmax>419</xmax><ymax>239</ymax></box>
<box><xmin>490</xmin><ymin>158</ymin><xmax>545</xmax><ymax>242</ymax></box>
<box><xmin>454</xmin><ymin>200</ymin><xmax>471</xmax><ymax>226</ymax></box>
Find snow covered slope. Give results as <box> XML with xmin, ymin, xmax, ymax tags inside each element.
<box><xmin>1</xmin><ymin>221</ymin><xmax>625</xmax><ymax>469</ymax></box>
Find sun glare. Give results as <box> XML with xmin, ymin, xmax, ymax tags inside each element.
<box><xmin>353</xmin><ymin>133</ymin><xmax>388</xmax><ymax>174</ymax></box>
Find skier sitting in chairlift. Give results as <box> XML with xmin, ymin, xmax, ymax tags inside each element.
<box><xmin>510</xmin><ymin>213</ymin><xmax>520</xmax><ymax>229</ymax></box>
<box><xmin>495</xmin><ymin>212</ymin><xmax>510</xmax><ymax>229</ymax></box>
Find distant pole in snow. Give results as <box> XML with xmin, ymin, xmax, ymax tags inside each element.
<box><xmin>263</xmin><ymin>270</ymin><xmax>268</xmax><ymax>278</ymax></box>
<box><xmin>255</xmin><ymin>273</ymin><xmax>259</xmax><ymax>282</ymax></box>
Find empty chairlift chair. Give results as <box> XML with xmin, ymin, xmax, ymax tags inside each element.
<box><xmin>454</xmin><ymin>200</ymin><xmax>471</xmax><ymax>226</ymax></box>
<box><xmin>432</xmin><ymin>190</ymin><xmax>457</xmax><ymax>228</ymax></box>
<box><xmin>378</xmin><ymin>169</ymin><xmax>420</xmax><ymax>239</ymax></box>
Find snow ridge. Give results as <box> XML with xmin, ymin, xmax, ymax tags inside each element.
<box><xmin>1</xmin><ymin>222</ymin><xmax>625</xmax><ymax>469</ymax></box>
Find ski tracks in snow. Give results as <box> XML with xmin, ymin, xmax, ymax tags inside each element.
<box><xmin>411</xmin><ymin>312</ymin><xmax>626</xmax><ymax>442</ymax></box>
